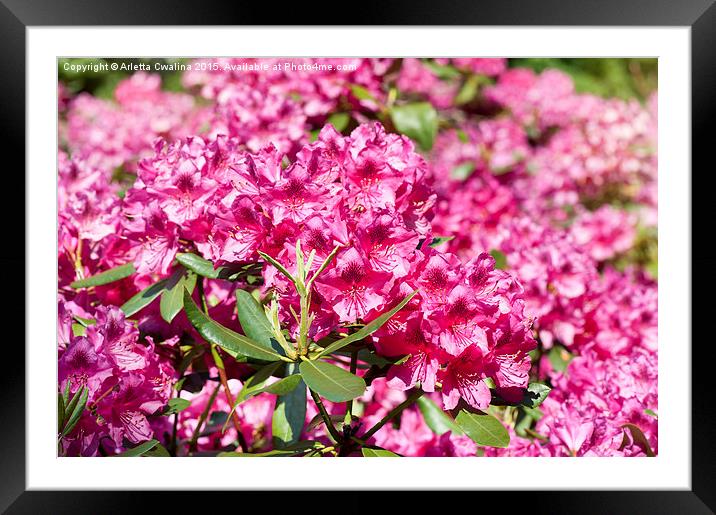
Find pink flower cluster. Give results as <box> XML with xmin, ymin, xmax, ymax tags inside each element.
<box><xmin>63</xmin><ymin>72</ymin><xmax>202</xmax><ymax>173</ymax></box>
<box><xmin>58</xmin><ymin>302</ymin><xmax>174</xmax><ymax>456</ymax></box>
<box><xmin>397</xmin><ymin>58</ymin><xmax>507</xmax><ymax>108</ymax></box>
<box><xmin>118</xmin><ymin>121</ymin><xmax>536</xmax><ymax>413</ymax></box>
<box><xmin>184</xmin><ymin>58</ymin><xmax>393</xmax><ymax>120</ymax></box>
<box><xmin>425</xmin><ymin>66</ymin><xmax>657</xmax><ymax>456</ymax></box>
<box><xmin>570</xmin><ymin>205</ymin><xmax>637</xmax><ymax>262</ymax></box>
<box><xmin>487</xmin><ymin>345</ymin><xmax>658</xmax><ymax>457</ymax></box>
<box><xmin>57</xmin><ymin>58</ymin><xmax>657</xmax><ymax>457</ymax></box>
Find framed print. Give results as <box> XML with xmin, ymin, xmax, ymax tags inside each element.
<box><xmin>4</xmin><ymin>0</ymin><xmax>713</xmax><ymax>512</ymax></box>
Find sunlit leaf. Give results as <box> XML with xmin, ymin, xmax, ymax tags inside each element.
<box><xmin>70</xmin><ymin>263</ymin><xmax>135</xmax><ymax>289</ymax></box>
<box><xmin>121</xmin><ymin>278</ymin><xmax>169</xmax><ymax>317</ymax></box>
<box><xmin>272</xmin><ymin>363</ymin><xmax>307</xmax><ymax>449</ymax></box>
<box><xmin>489</xmin><ymin>249</ymin><xmax>507</xmax><ymax>270</ymax></box>
<box><xmin>235</xmin><ymin>289</ymin><xmax>284</xmax><ymax>355</ymax></box>
<box><xmin>175</xmin><ymin>252</ymin><xmax>243</xmax><ymax>280</ymax></box>
<box><xmin>299</xmin><ymin>359</ymin><xmax>365</xmax><ymax>402</ymax></box>
<box><xmin>183</xmin><ymin>290</ymin><xmax>284</xmax><ymax>362</ymax></box>
<box><xmin>389</xmin><ymin>102</ymin><xmax>438</xmax><ymax>151</ymax></box>
<box><xmin>112</xmin><ymin>439</ymin><xmax>160</xmax><ymax>457</ymax></box>
<box><xmin>162</xmin><ymin>398</ymin><xmax>191</xmax><ymax>415</ymax></box>
<box><xmin>451</xmin><ymin>161</ymin><xmax>476</xmax><ymax>180</ymax></box>
<box><xmin>160</xmin><ymin>270</ymin><xmax>196</xmax><ymax>323</ymax></box>
<box><xmin>362</xmin><ymin>447</ymin><xmax>400</xmax><ymax>457</ymax></box>
<box><xmin>327</xmin><ymin>112</ymin><xmax>350</xmax><ymax>132</ymax></box>
<box><xmin>416</xmin><ymin>397</ymin><xmax>463</xmax><ymax>436</ymax></box>
<box><xmin>455</xmin><ymin>409</ymin><xmax>510</xmax><ymax>448</ymax></box>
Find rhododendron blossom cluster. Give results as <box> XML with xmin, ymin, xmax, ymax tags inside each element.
<box><xmin>57</xmin><ymin>57</ymin><xmax>657</xmax><ymax>458</ymax></box>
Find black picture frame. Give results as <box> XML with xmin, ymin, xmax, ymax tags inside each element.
<box><xmin>3</xmin><ymin>1</ymin><xmax>711</xmax><ymax>513</ymax></box>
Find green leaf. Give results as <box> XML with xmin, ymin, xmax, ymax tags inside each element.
<box><xmin>491</xmin><ymin>165</ymin><xmax>514</xmax><ymax>176</ymax></box>
<box><xmin>61</xmin><ymin>386</ymin><xmax>89</xmax><ymax>437</ymax></box>
<box><xmin>256</xmin><ymin>374</ymin><xmax>302</xmax><ymax>396</ymax></box>
<box><xmin>455</xmin><ymin>409</ymin><xmax>510</xmax><ymax>448</ymax></box>
<box><xmin>644</xmin><ymin>408</ymin><xmax>658</xmax><ymax>419</ymax></box>
<box><xmin>327</xmin><ymin>112</ymin><xmax>350</xmax><ymax>132</ymax></box>
<box><xmin>175</xmin><ymin>252</ymin><xmax>241</xmax><ymax>280</ymax></box>
<box><xmin>352</xmin><ymin>349</ymin><xmax>392</xmax><ymax>367</ymax></box>
<box><xmin>228</xmin><ymin>367</ymin><xmax>303</xmax><ymax>427</ymax></box>
<box><xmin>204</xmin><ymin>411</ymin><xmax>229</xmax><ymax>433</ymax></box>
<box><xmin>272</xmin><ymin>363</ymin><xmax>307</xmax><ymax>449</ymax></box>
<box><xmin>218</xmin><ymin>451</ymin><xmax>289</xmax><ymax>457</ymax></box>
<box><xmin>421</xmin><ymin>60</ymin><xmax>461</xmax><ymax>80</ymax></box>
<box><xmin>234</xmin><ymin>362</ymin><xmax>284</xmax><ymax>405</ymax></box>
<box><xmin>183</xmin><ymin>290</ymin><xmax>285</xmax><ymax>362</ymax></box>
<box><xmin>70</xmin><ymin>263</ymin><xmax>135</xmax><ymax>289</ymax></box>
<box><xmin>454</xmin><ymin>74</ymin><xmax>481</xmax><ymax>105</ymax></box>
<box><xmin>429</xmin><ymin>236</ymin><xmax>454</xmax><ymax>248</ymax></box>
<box><xmin>316</xmin><ymin>290</ymin><xmax>418</xmax><ymax>358</ymax></box>
<box><xmin>451</xmin><ymin>161</ymin><xmax>476</xmax><ymax>181</ymax></box>
<box><xmin>160</xmin><ymin>270</ymin><xmax>196</xmax><ymax>323</ymax></box>
<box><xmin>349</xmin><ymin>84</ymin><xmax>377</xmax><ymax>102</ymax></box>
<box><xmin>162</xmin><ymin>398</ymin><xmax>191</xmax><ymax>415</ymax></box>
<box><xmin>416</xmin><ymin>397</ymin><xmax>463</xmax><ymax>436</ymax></box>
<box><xmin>222</xmin><ymin>361</ymin><xmax>282</xmax><ymax>432</ymax></box>
<box><xmin>219</xmin><ymin>443</ymin><xmax>315</xmax><ymax>458</ymax></box>
<box><xmin>57</xmin><ymin>393</ymin><xmax>66</xmax><ymax>434</ymax></box>
<box><xmin>362</xmin><ymin>448</ymin><xmax>400</xmax><ymax>457</ymax></box>
<box><xmin>514</xmin><ymin>406</ymin><xmax>543</xmax><ymax>437</ymax></box>
<box><xmin>143</xmin><ymin>443</ymin><xmax>171</xmax><ymax>457</ymax></box>
<box><xmin>522</xmin><ymin>383</ymin><xmax>551</xmax><ymax>408</ymax></box>
<box><xmin>489</xmin><ymin>249</ymin><xmax>508</xmax><ymax>270</ymax></box>
<box><xmin>389</xmin><ymin>102</ymin><xmax>438</xmax><ymax>151</ymax></box>
<box><xmin>299</xmin><ymin>359</ymin><xmax>366</xmax><ymax>402</ymax></box>
<box><xmin>306</xmin><ymin>413</ymin><xmax>345</xmax><ymax>433</ymax></box>
<box><xmin>62</xmin><ymin>382</ymin><xmax>71</xmax><ymax>406</ymax></box>
<box><xmin>120</xmin><ymin>278</ymin><xmax>169</xmax><ymax>317</ymax></box>
<box><xmin>63</xmin><ymin>386</ymin><xmax>85</xmax><ymax>422</ymax></box>
<box><xmin>112</xmin><ymin>439</ymin><xmax>160</xmax><ymax>457</ymax></box>
<box><xmin>621</xmin><ymin>423</ymin><xmax>656</xmax><ymax>457</ymax></box>
<box><xmin>177</xmin><ymin>371</ymin><xmax>210</xmax><ymax>393</ymax></box>
<box><xmin>71</xmin><ymin>323</ymin><xmax>86</xmax><ymax>337</ymax></box>
<box><xmin>235</xmin><ymin>289</ymin><xmax>284</xmax><ymax>355</ymax></box>
<box><xmin>73</xmin><ymin>315</ymin><xmax>95</xmax><ymax>327</ymax></box>
<box><xmin>547</xmin><ymin>345</ymin><xmax>573</xmax><ymax>372</ymax></box>
<box><xmin>490</xmin><ymin>382</ymin><xmax>552</xmax><ymax>408</ymax></box>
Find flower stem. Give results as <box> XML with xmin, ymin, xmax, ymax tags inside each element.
<box><xmin>196</xmin><ymin>277</ymin><xmax>209</xmax><ymax>313</ymax></box>
<box><xmin>188</xmin><ymin>383</ymin><xmax>221</xmax><ymax>453</ymax></box>
<box><xmin>73</xmin><ymin>238</ymin><xmax>84</xmax><ymax>280</ymax></box>
<box><xmin>212</xmin><ymin>347</ymin><xmax>249</xmax><ymax>453</ymax></box>
<box><xmin>297</xmin><ymin>289</ymin><xmax>310</xmax><ymax>355</ymax></box>
<box><xmin>344</xmin><ymin>349</ymin><xmax>358</xmax><ymax>425</ymax></box>
<box><xmin>197</xmin><ymin>277</ymin><xmax>249</xmax><ymax>453</ymax></box>
<box><xmin>360</xmin><ymin>389</ymin><xmax>424</xmax><ymax>442</ymax></box>
<box><xmin>310</xmin><ymin>388</ymin><xmax>342</xmax><ymax>443</ymax></box>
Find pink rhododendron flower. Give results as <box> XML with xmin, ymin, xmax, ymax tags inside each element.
<box><xmin>396</xmin><ymin>58</ymin><xmax>458</xmax><ymax>109</ymax></box>
<box><xmin>65</xmin><ymin>72</ymin><xmax>200</xmax><ymax>171</ymax></box>
<box><xmin>58</xmin><ymin>304</ymin><xmax>175</xmax><ymax>456</ymax></box>
<box><xmin>570</xmin><ymin>205</ymin><xmax>637</xmax><ymax>261</ymax></box>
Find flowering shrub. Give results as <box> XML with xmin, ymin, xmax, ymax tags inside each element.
<box><xmin>57</xmin><ymin>57</ymin><xmax>657</xmax><ymax>457</ymax></box>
